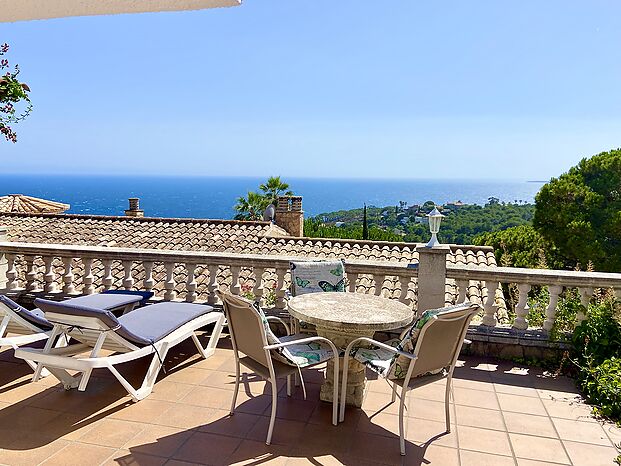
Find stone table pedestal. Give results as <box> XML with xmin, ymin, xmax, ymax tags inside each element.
<box><xmin>287</xmin><ymin>292</ymin><xmax>414</xmax><ymax>408</ymax></box>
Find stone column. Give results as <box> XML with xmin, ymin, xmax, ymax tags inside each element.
<box><xmin>0</xmin><ymin>226</ymin><xmax>7</xmax><ymax>290</ymax></box>
<box><xmin>415</xmin><ymin>244</ymin><xmax>451</xmax><ymax>313</ymax></box>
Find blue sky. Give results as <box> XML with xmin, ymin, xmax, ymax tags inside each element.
<box><xmin>1</xmin><ymin>0</ymin><xmax>620</xmax><ymax>179</ymax></box>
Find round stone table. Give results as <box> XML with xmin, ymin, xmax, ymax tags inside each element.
<box><xmin>287</xmin><ymin>292</ymin><xmax>414</xmax><ymax>407</ymax></box>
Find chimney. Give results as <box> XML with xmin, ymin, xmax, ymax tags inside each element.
<box><xmin>124</xmin><ymin>198</ymin><xmax>144</xmax><ymax>217</ymax></box>
<box><xmin>274</xmin><ymin>196</ymin><xmax>304</xmax><ymax>237</ymax></box>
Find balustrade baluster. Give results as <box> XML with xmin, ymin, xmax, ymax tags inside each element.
<box><xmin>83</xmin><ymin>258</ymin><xmax>95</xmax><ymax>295</ymax></box>
<box><xmin>207</xmin><ymin>264</ymin><xmax>219</xmax><ymax>305</ymax></box>
<box><xmin>43</xmin><ymin>256</ymin><xmax>57</xmax><ymax>293</ymax></box>
<box><xmin>185</xmin><ymin>263</ymin><xmax>197</xmax><ymax>302</ymax></box>
<box><xmin>543</xmin><ymin>285</ymin><xmax>563</xmax><ymax>332</ymax></box>
<box><xmin>102</xmin><ymin>259</ymin><xmax>114</xmax><ymax>291</ymax></box>
<box><xmin>143</xmin><ymin>261</ymin><xmax>155</xmax><ymax>293</ymax></box>
<box><xmin>456</xmin><ymin>279</ymin><xmax>468</xmax><ymax>303</ymax></box>
<box><xmin>347</xmin><ymin>273</ymin><xmax>359</xmax><ymax>293</ymax></box>
<box><xmin>5</xmin><ymin>254</ymin><xmax>17</xmax><ymax>291</ymax></box>
<box><xmin>62</xmin><ymin>257</ymin><xmax>76</xmax><ymax>294</ymax></box>
<box><xmin>24</xmin><ymin>255</ymin><xmax>37</xmax><ymax>291</ymax></box>
<box><xmin>275</xmin><ymin>267</ymin><xmax>287</xmax><ymax>307</ymax></box>
<box><xmin>230</xmin><ymin>266</ymin><xmax>241</xmax><ymax>295</ymax></box>
<box><xmin>482</xmin><ymin>280</ymin><xmax>499</xmax><ymax>327</ymax></box>
<box><xmin>374</xmin><ymin>275</ymin><xmax>385</xmax><ymax>296</ymax></box>
<box><xmin>253</xmin><ymin>267</ymin><xmax>265</xmax><ymax>301</ymax></box>
<box><xmin>164</xmin><ymin>262</ymin><xmax>177</xmax><ymax>301</ymax></box>
<box><xmin>513</xmin><ymin>283</ymin><xmax>530</xmax><ymax>330</ymax></box>
<box><xmin>578</xmin><ymin>287</ymin><xmax>594</xmax><ymax>323</ymax></box>
<box><xmin>122</xmin><ymin>260</ymin><xmax>134</xmax><ymax>290</ymax></box>
<box><xmin>615</xmin><ymin>288</ymin><xmax>621</xmax><ymax>300</ymax></box>
<box><xmin>398</xmin><ymin>275</ymin><xmax>411</xmax><ymax>303</ymax></box>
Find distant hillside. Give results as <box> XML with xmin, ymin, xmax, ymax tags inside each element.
<box><xmin>304</xmin><ymin>199</ymin><xmax>534</xmax><ymax>245</ymax></box>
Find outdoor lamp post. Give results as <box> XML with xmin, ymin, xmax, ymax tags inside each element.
<box><xmin>425</xmin><ymin>207</ymin><xmax>445</xmax><ymax>248</ymax></box>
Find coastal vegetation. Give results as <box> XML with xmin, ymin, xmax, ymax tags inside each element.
<box><xmin>0</xmin><ymin>43</ymin><xmax>32</xmax><ymax>143</ymax></box>
<box><xmin>305</xmin><ymin>199</ymin><xmax>535</xmax><ymax>246</ymax></box>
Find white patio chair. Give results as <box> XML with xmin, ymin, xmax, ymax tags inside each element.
<box><xmin>218</xmin><ymin>291</ymin><xmax>340</xmax><ymax>445</ymax></box>
<box><xmin>340</xmin><ymin>301</ymin><xmax>481</xmax><ymax>456</ymax></box>
<box><xmin>14</xmin><ymin>298</ymin><xmax>225</xmax><ymax>401</ymax></box>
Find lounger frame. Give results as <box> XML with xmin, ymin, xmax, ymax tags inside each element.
<box><xmin>0</xmin><ymin>300</ymin><xmax>56</xmax><ymax>373</ymax></box>
<box><xmin>15</xmin><ymin>309</ymin><xmax>225</xmax><ymax>401</ymax></box>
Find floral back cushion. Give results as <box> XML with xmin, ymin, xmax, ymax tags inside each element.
<box><xmin>290</xmin><ymin>260</ymin><xmax>345</xmax><ymax>296</ymax></box>
<box><xmin>252</xmin><ymin>301</ymin><xmax>333</xmax><ymax>367</ymax></box>
<box><xmin>353</xmin><ymin>308</ymin><xmax>441</xmax><ymax>379</ymax></box>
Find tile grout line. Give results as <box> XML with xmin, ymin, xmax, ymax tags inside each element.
<box><xmin>536</xmin><ymin>375</ymin><xmax>574</xmax><ymax>466</ymax></box>
<box><xmin>489</xmin><ymin>367</ymin><xmax>519</xmax><ymax>466</ymax></box>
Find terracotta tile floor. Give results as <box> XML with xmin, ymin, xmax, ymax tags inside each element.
<box><xmin>0</xmin><ymin>335</ymin><xmax>619</xmax><ymax>466</ymax></box>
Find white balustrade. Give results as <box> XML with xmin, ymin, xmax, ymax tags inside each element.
<box><xmin>102</xmin><ymin>259</ymin><xmax>114</xmax><ymax>291</ymax></box>
<box><xmin>143</xmin><ymin>261</ymin><xmax>155</xmax><ymax>292</ymax></box>
<box><xmin>5</xmin><ymin>253</ymin><xmax>17</xmax><ymax>290</ymax></box>
<box><xmin>122</xmin><ymin>260</ymin><xmax>134</xmax><ymax>290</ymax></box>
<box><xmin>229</xmin><ymin>266</ymin><xmax>241</xmax><ymax>295</ymax></box>
<box><xmin>83</xmin><ymin>257</ymin><xmax>95</xmax><ymax>295</ymax></box>
<box><xmin>456</xmin><ymin>279</ymin><xmax>468</xmax><ymax>303</ymax></box>
<box><xmin>373</xmin><ymin>274</ymin><xmax>385</xmax><ymax>296</ymax></box>
<box><xmin>185</xmin><ymin>263</ymin><xmax>197</xmax><ymax>303</ymax></box>
<box><xmin>274</xmin><ymin>266</ymin><xmax>287</xmax><ymax>308</ymax></box>
<box><xmin>543</xmin><ymin>285</ymin><xmax>563</xmax><ymax>332</ymax></box>
<box><xmin>24</xmin><ymin>255</ymin><xmax>37</xmax><ymax>291</ymax></box>
<box><xmin>347</xmin><ymin>272</ymin><xmax>358</xmax><ymax>293</ymax></box>
<box><xmin>62</xmin><ymin>257</ymin><xmax>75</xmax><ymax>295</ymax></box>
<box><xmin>398</xmin><ymin>275</ymin><xmax>411</xmax><ymax>303</ymax></box>
<box><xmin>2</xmin><ymin>241</ymin><xmax>621</xmax><ymax>336</ymax></box>
<box><xmin>207</xmin><ymin>264</ymin><xmax>219</xmax><ymax>305</ymax></box>
<box><xmin>481</xmin><ymin>280</ymin><xmax>498</xmax><ymax>327</ymax></box>
<box><xmin>164</xmin><ymin>262</ymin><xmax>177</xmax><ymax>301</ymax></box>
<box><xmin>578</xmin><ymin>287</ymin><xmax>594</xmax><ymax>323</ymax></box>
<box><xmin>253</xmin><ymin>266</ymin><xmax>265</xmax><ymax>301</ymax></box>
<box><xmin>43</xmin><ymin>256</ymin><xmax>56</xmax><ymax>293</ymax></box>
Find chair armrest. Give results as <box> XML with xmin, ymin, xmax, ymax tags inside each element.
<box><xmin>265</xmin><ymin>316</ymin><xmax>291</xmax><ymax>336</ymax></box>
<box><xmin>264</xmin><ymin>335</ymin><xmax>339</xmax><ymax>356</ymax></box>
<box><xmin>344</xmin><ymin>336</ymin><xmax>418</xmax><ymax>361</ymax></box>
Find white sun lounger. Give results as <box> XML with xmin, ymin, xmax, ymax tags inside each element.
<box><xmin>0</xmin><ymin>293</ymin><xmax>147</xmax><ymax>373</ymax></box>
<box><xmin>15</xmin><ymin>298</ymin><xmax>225</xmax><ymax>401</ymax></box>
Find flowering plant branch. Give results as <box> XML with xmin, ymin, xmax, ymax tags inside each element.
<box><xmin>0</xmin><ymin>43</ymin><xmax>32</xmax><ymax>143</ymax></box>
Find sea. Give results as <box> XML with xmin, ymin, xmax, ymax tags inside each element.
<box><xmin>0</xmin><ymin>175</ymin><xmax>545</xmax><ymax>219</ymax></box>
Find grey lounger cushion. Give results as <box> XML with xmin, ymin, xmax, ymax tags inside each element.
<box><xmin>67</xmin><ymin>293</ymin><xmax>146</xmax><ymax>310</ymax></box>
<box><xmin>0</xmin><ymin>295</ymin><xmax>53</xmax><ymax>331</ymax></box>
<box><xmin>34</xmin><ymin>298</ymin><xmax>214</xmax><ymax>348</ymax></box>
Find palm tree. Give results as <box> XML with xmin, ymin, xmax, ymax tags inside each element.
<box><xmin>259</xmin><ymin>176</ymin><xmax>293</xmax><ymax>206</ymax></box>
<box><xmin>234</xmin><ymin>191</ymin><xmax>269</xmax><ymax>220</ymax></box>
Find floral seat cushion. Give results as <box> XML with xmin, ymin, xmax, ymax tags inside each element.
<box><xmin>352</xmin><ymin>308</ymin><xmax>443</xmax><ymax>380</ymax></box>
<box><xmin>252</xmin><ymin>302</ymin><xmax>334</xmax><ymax>368</ymax></box>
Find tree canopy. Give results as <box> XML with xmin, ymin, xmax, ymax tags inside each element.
<box><xmin>0</xmin><ymin>43</ymin><xmax>32</xmax><ymax>143</ymax></box>
<box><xmin>533</xmin><ymin>149</ymin><xmax>621</xmax><ymax>272</ymax></box>
<box><xmin>234</xmin><ymin>176</ymin><xmax>293</xmax><ymax>220</ymax></box>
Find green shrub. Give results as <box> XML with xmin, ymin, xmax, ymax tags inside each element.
<box><xmin>572</xmin><ymin>299</ymin><xmax>621</xmax><ymax>423</ymax></box>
